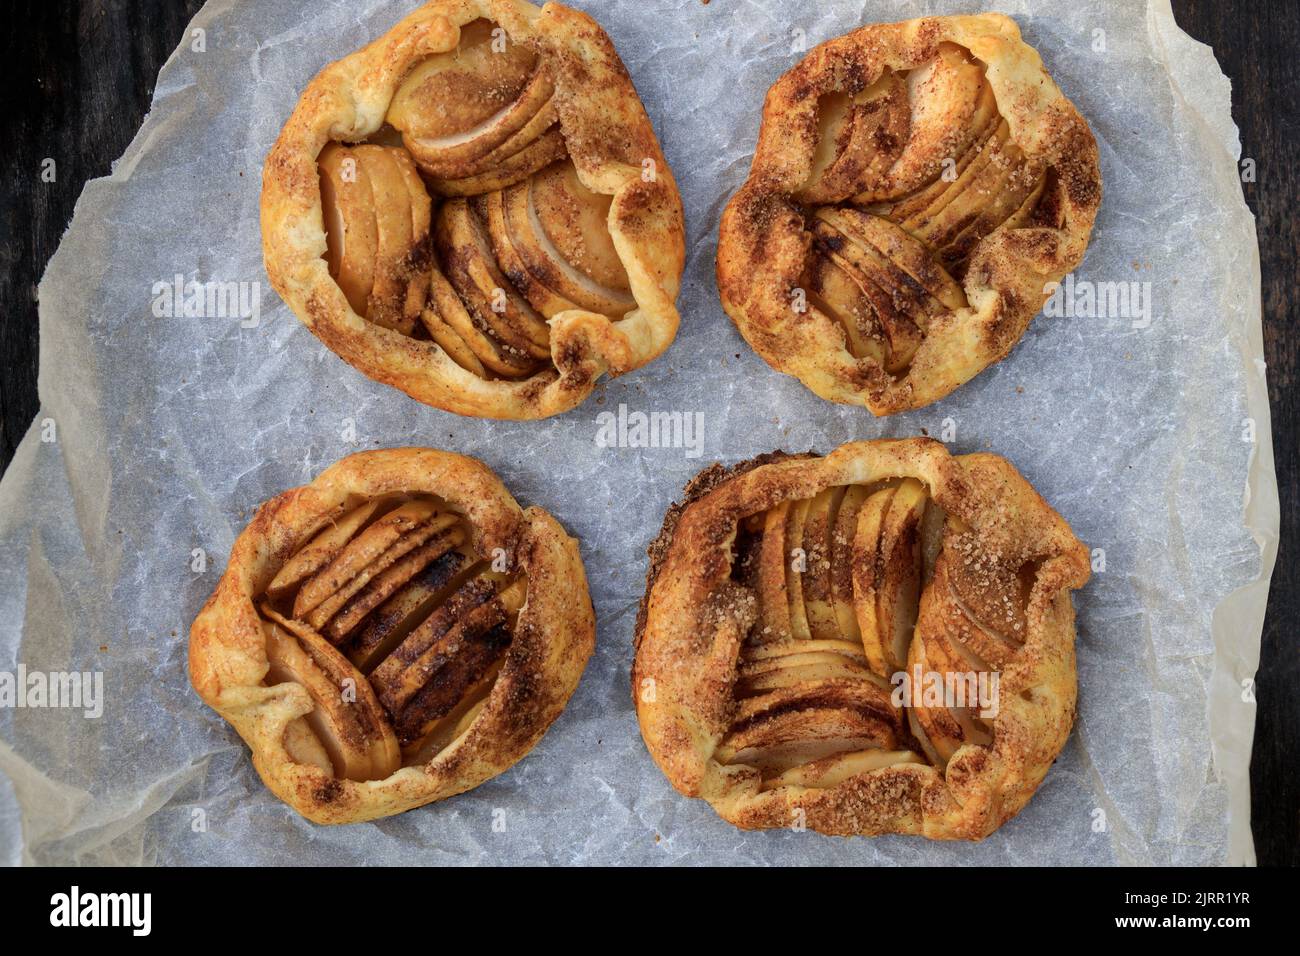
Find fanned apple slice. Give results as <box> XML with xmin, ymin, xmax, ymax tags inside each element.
<box><xmin>941</xmin><ymin>159</ymin><xmax>1043</xmax><ymax>267</ymax></box>
<box><xmin>875</xmin><ymin>478</ymin><xmax>927</xmax><ymax>672</ymax></box>
<box><xmin>262</xmin><ymin>613</ymin><xmax>400</xmax><ymax>781</ymax></box>
<box><xmin>852</xmin><ymin>485</ymin><xmax>896</xmax><ymax>675</ymax></box>
<box><xmin>267</xmin><ymin>500</ymin><xmax>383</xmax><ymax>601</ymax></box>
<box><xmin>418</xmin><ymin>306</ymin><xmax>489</xmax><ymax>377</ymax></box>
<box><xmin>920</xmin><ymin>553</ymin><xmax>1019</xmax><ymax>669</ymax></box>
<box><xmin>813</xmin><ymin>221</ymin><xmax>924</xmax><ymax>372</ymax></box>
<box><xmin>354</xmin><ymin>145</ymin><xmax>417</xmax><ymax>334</ymax></box>
<box><xmin>858</xmin><ymin>43</ymin><xmax>991</xmax><ymax>201</ymax></box>
<box><xmin>800</xmin><ymin>487</ymin><xmax>845</xmax><ymax>642</ymax></box>
<box><xmin>326</xmin><ymin>523</ymin><xmax>467</xmax><ymax>642</ymax></box>
<box><xmin>369</xmin><ymin>571</ymin><xmax>506</xmax><ymax>712</ymax></box>
<box><xmin>822</xmin><ymin>208</ymin><xmax>966</xmax><ymax>312</ymax></box>
<box><xmin>303</xmin><ymin>512</ymin><xmax>459</xmax><ymax>634</ymax></box>
<box><xmin>830</xmin><ymin>485</ymin><xmax>869</xmax><ymax>642</ymax></box>
<box><xmin>737</xmin><ymin>654</ymin><xmax>875</xmax><ymax>696</ymax></box>
<box><xmin>867</xmin><ymin>79</ymin><xmax>1000</xmax><ymax>215</ymax></box>
<box><xmin>435</xmin><ymin>199</ymin><xmax>551</xmax><ymax>359</ymax></box>
<box><xmin>754</xmin><ymin>501</ymin><xmax>794</xmax><ymax>642</ymax></box>
<box><xmin>430</xmin><ymin>127</ymin><xmax>568</xmax><ymax>196</ymax></box>
<box><xmin>806</xmin><ymin>248</ymin><xmax>888</xmax><ymax>363</ymax></box>
<box><xmin>348</xmin><ymin>549</ymin><xmax>478</xmax><ymax>672</ymax></box>
<box><xmin>498</xmin><ymin>160</ymin><xmax>636</xmax><ymax>317</ymax></box>
<box><xmin>318</xmin><ymin>143</ymin><xmax>378</xmax><ymax>316</ymax></box>
<box><xmin>401</xmin><ymin>70</ymin><xmax>555</xmax><ymax>177</ymax></box>
<box><xmin>797</xmin><ymin>71</ymin><xmax>909</xmax><ymax>204</ymax></box>
<box><xmin>716</xmin><ymin>704</ymin><xmax>900</xmax><ymax>770</ymax></box>
<box><xmin>385</xmin><ymin>19</ymin><xmax>537</xmax><ymax>165</ymax></box>
<box><xmin>744</xmin><ymin>639</ymin><xmax>868</xmax><ymax>664</ymax></box>
<box><xmin>912</xmin><ymin>125</ymin><xmax>1019</xmax><ymax>248</ymax></box>
<box><xmin>429</xmin><ymin>267</ymin><xmax>539</xmax><ymax>378</ymax></box>
<box><xmin>293</xmin><ymin>499</ymin><xmax>439</xmax><ymax>619</ymax></box>
<box><xmin>392</xmin><ymin>148</ymin><xmax>433</xmax><ymax>328</ymax></box>
<box><xmin>282</xmin><ymin>716</ymin><xmax>334</xmax><ymax>774</ymax></box>
<box><xmin>401</xmin><ymin>657</ymin><xmax>504</xmax><ymax>762</ymax></box>
<box><xmin>373</xmin><ymin>576</ymin><xmax>525</xmax><ymax>746</ymax></box>
<box><xmin>944</xmin><ymin>526</ymin><xmax>1032</xmax><ymax>644</ymax></box>
<box><xmin>763</xmin><ymin>747</ymin><xmax>923</xmax><ymax>790</ymax></box>
<box><xmin>897</xmin><ymin>120</ymin><xmax>1009</xmax><ymax>234</ymax></box>
<box><xmin>785</xmin><ymin>498</ymin><xmax>814</xmax><ymax>641</ymax></box>
<box><xmin>484</xmin><ymin>186</ymin><xmax>578</xmax><ymax>318</ymax></box>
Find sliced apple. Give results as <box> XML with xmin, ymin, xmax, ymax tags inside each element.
<box><xmin>743</xmin><ymin>638</ymin><xmax>868</xmax><ymax>664</ymax></box>
<box><xmin>262</xmin><ymin>613</ymin><xmax>400</xmax><ymax>781</ymax></box>
<box><xmin>325</xmin><ymin>523</ymin><xmax>466</xmax><ymax>642</ymax></box>
<box><xmin>784</xmin><ymin>498</ymin><xmax>813</xmax><ymax>641</ymax></box>
<box><xmin>318</xmin><ymin>143</ymin><xmax>378</xmax><ymax>316</ymax></box>
<box><xmin>753</xmin><ymin>501</ymin><xmax>794</xmax><ymax>642</ymax></box>
<box><xmin>812</xmin><ymin>219</ymin><xmax>925</xmax><ymax>372</ymax></box>
<box><xmin>763</xmin><ymin>747</ymin><xmax>923</xmax><ymax>790</ymax></box>
<box><xmin>830</xmin><ymin>485</ymin><xmax>869</xmax><ymax>641</ymax></box>
<box><xmin>402</xmin><ymin>657</ymin><xmax>504</xmax><ymax>763</ymax></box>
<box><xmin>429</xmin><ymin>265</ymin><xmax>539</xmax><ymax>378</ymax></box>
<box><xmin>875</xmin><ymin>478</ymin><xmax>927</xmax><ymax>672</ymax></box>
<box><xmin>491</xmin><ymin>160</ymin><xmax>636</xmax><ymax>318</ymax></box>
<box><xmin>292</xmin><ymin>499</ymin><xmax>440</xmax><ymax>620</ymax></box>
<box><xmin>798</xmin><ymin>71</ymin><xmax>909</xmax><ymax>204</ymax></box>
<box><xmin>866</xmin><ymin>78</ymin><xmax>1000</xmax><ymax>213</ymax></box>
<box><xmin>418</xmin><ymin>305</ymin><xmax>489</xmax><ymax>378</ymax></box>
<box><xmin>799</xmin><ymin>487</ymin><xmax>844</xmax><ymax>642</ymax></box>
<box><xmin>716</xmin><ymin>705</ymin><xmax>899</xmax><ymax>771</ymax></box>
<box><xmin>266</xmin><ymin>500</ymin><xmax>383</xmax><ymax>602</ymax></box>
<box><xmin>861</xmin><ymin>43</ymin><xmax>991</xmax><ymax>200</ymax></box>
<box><xmin>821</xmin><ymin>208</ymin><xmax>966</xmax><ymax>312</ymax></box>
<box><xmin>348</xmin><ymin>549</ymin><xmax>478</xmax><ymax>672</ymax></box>
<box><xmin>806</xmin><ymin>248</ymin><xmax>888</xmax><ymax>363</ymax></box>
<box><xmin>353</xmin><ymin>146</ymin><xmax>416</xmax><ymax>333</ymax></box>
<box><xmin>386</xmin><ymin>19</ymin><xmax>538</xmax><ymax>166</ymax></box>
<box><xmin>429</xmin><ymin>127</ymin><xmax>568</xmax><ymax>197</ymax></box>
<box><xmin>852</xmin><ymin>485</ymin><xmax>895</xmax><ymax>675</ymax></box>
<box><xmin>435</xmin><ymin>199</ymin><xmax>551</xmax><ymax>359</ymax></box>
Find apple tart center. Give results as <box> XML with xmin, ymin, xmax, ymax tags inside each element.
<box><xmin>257</xmin><ymin>495</ymin><xmax>527</xmax><ymax>781</ymax></box>
<box><xmin>728</xmin><ymin>478</ymin><xmax>1035</xmax><ymax>786</ymax></box>
<box><xmin>315</xmin><ymin>22</ymin><xmax>633</xmax><ymax>382</ymax></box>
<box><xmin>797</xmin><ymin>43</ymin><xmax>1054</xmax><ymax>375</ymax></box>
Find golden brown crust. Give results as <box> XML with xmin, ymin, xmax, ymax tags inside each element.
<box><xmin>189</xmin><ymin>448</ymin><xmax>595</xmax><ymax>824</ymax></box>
<box><xmin>717</xmin><ymin>15</ymin><xmax>1101</xmax><ymax>415</ymax></box>
<box><xmin>261</xmin><ymin>0</ymin><xmax>684</xmax><ymax>419</ymax></box>
<box><xmin>632</xmin><ymin>438</ymin><xmax>1090</xmax><ymax>839</ymax></box>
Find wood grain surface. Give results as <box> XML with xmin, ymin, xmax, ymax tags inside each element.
<box><xmin>0</xmin><ymin>0</ymin><xmax>1294</xmax><ymax>865</ymax></box>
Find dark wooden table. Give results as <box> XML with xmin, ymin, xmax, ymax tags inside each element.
<box><xmin>1</xmin><ymin>0</ymin><xmax>1295</xmax><ymax>865</ymax></box>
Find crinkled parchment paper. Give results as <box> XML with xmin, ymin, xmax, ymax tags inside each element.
<box><xmin>0</xmin><ymin>0</ymin><xmax>1276</xmax><ymax>865</ymax></box>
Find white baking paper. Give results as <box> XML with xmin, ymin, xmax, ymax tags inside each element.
<box><xmin>0</xmin><ymin>0</ymin><xmax>1276</xmax><ymax>865</ymax></box>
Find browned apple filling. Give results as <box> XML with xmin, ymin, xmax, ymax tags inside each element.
<box><xmin>797</xmin><ymin>42</ymin><xmax>1053</xmax><ymax>376</ymax></box>
<box><xmin>315</xmin><ymin>19</ymin><xmax>633</xmax><ymax>382</ymax></box>
<box><xmin>728</xmin><ymin>478</ymin><xmax>1035</xmax><ymax>787</ymax></box>
<box><xmin>257</xmin><ymin>495</ymin><xmax>527</xmax><ymax>780</ymax></box>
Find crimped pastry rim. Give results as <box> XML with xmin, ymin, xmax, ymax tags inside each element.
<box><xmin>717</xmin><ymin>14</ymin><xmax>1103</xmax><ymax>415</ymax></box>
<box><xmin>632</xmin><ymin>438</ymin><xmax>1091</xmax><ymax>840</ymax></box>
<box><xmin>260</xmin><ymin>0</ymin><xmax>685</xmax><ymax>419</ymax></box>
<box><xmin>188</xmin><ymin>448</ymin><xmax>596</xmax><ymax>824</ymax></box>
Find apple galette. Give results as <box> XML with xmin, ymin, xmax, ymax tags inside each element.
<box><xmin>261</xmin><ymin>0</ymin><xmax>685</xmax><ymax>419</ymax></box>
<box><xmin>717</xmin><ymin>15</ymin><xmax>1101</xmax><ymax>414</ymax></box>
<box><xmin>189</xmin><ymin>448</ymin><xmax>595</xmax><ymax>823</ymax></box>
<box><xmin>633</xmin><ymin>438</ymin><xmax>1090</xmax><ymax>839</ymax></box>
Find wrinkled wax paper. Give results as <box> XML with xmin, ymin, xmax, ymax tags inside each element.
<box><xmin>0</xmin><ymin>0</ymin><xmax>1276</xmax><ymax>865</ymax></box>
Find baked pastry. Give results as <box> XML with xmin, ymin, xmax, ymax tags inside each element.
<box><xmin>717</xmin><ymin>15</ymin><xmax>1101</xmax><ymax>414</ymax></box>
<box><xmin>261</xmin><ymin>0</ymin><xmax>685</xmax><ymax>419</ymax></box>
<box><xmin>189</xmin><ymin>448</ymin><xmax>595</xmax><ymax>823</ymax></box>
<box><xmin>633</xmin><ymin>438</ymin><xmax>1090</xmax><ymax>839</ymax></box>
